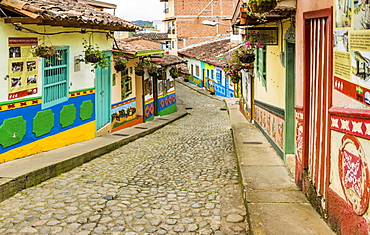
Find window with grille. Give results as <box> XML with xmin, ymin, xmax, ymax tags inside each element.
<box><xmin>255</xmin><ymin>46</ymin><xmax>267</xmax><ymax>88</ymax></box>
<box><xmin>121</xmin><ymin>69</ymin><xmax>132</xmax><ymax>100</ymax></box>
<box><xmin>42</xmin><ymin>47</ymin><xmax>69</xmax><ymax>109</ymax></box>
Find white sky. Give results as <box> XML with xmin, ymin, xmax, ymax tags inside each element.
<box><xmin>105</xmin><ymin>0</ymin><xmax>165</xmax><ymax>21</ymax></box>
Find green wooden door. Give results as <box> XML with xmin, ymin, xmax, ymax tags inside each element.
<box><xmin>95</xmin><ymin>59</ymin><xmax>111</xmax><ymax>130</ymax></box>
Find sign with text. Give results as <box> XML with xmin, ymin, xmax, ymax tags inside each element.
<box><xmin>245</xmin><ymin>27</ymin><xmax>278</xmax><ymax>45</ymax></box>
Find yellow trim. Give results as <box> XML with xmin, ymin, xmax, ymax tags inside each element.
<box><xmin>0</xmin><ymin>99</ymin><xmax>41</xmax><ymax>112</ymax></box>
<box><xmin>0</xmin><ymin>121</ymin><xmax>96</xmax><ymax>163</ymax></box>
<box><xmin>69</xmin><ymin>89</ymin><xmax>95</xmax><ymax>98</ymax></box>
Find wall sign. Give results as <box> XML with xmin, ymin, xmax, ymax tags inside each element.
<box><xmin>245</xmin><ymin>27</ymin><xmax>278</xmax><ymax>45</ymax></box>
<box><xmin>8</xmin><ymin>37</ymin><xmax>38</xmax><ymax>100</ymax></box>
<box><xmin>334</xmin><ymin>0</ymin><xmax>370</xmax><ymax>106</ymax></box>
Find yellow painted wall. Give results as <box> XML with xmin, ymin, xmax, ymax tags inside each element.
<box><xmin>111</xmin><ymin>58</ymin><xmax>139</xmax><ymax>104</ymax></box>
<box><xmin>0</xmin><ymin>121</ymin><xmax>96</xmax><ymax>163</ymax></box>
<box><xmin>254</xmin><ymin>21</ymin><xmax>291</xmax><ymax>110</ymax></box>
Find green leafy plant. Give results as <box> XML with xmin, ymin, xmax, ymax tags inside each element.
<box><xmin>248</xmin><ymin>0</ymin><xmax>277</xmax><ymax>14</ymax></box>
<box><xmin>79</xmin><ymin>39</ymin><xmax>110</xmax><ymax>71</ymax></box>
<box><xmin>169</xmin><ymin>67</ymin><xmax>179</xmax><ymax>78</ymax></box>
<box><xmin>223</xmin><ymin>67</ymin><xmax>241</xmax><ymax>83</ymax></box>
<box><xmin>134</xmin><ymin>58</ymin><xmax>151</xmax><ymax>75</ymax></box>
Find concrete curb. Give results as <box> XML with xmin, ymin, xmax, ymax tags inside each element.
<box><xmin>0</xmin><ymin>104</ymin><xmax>188</xmax><ymax>202</ymax></box>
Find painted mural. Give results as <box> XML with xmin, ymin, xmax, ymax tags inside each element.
<box><xmin>144</xmin><ymin>77</ymin><xmax>155</xmax><ymax>121</ymax></box>
<box><xmin>111</xmin><ymin>98</ymin><xmax>137</xmax><ymax>130</ymax></box>
<box><xmin>158</xmin><ymin>77</ymin><xmax>176</xmax><ymax>116</ymax></box>
<box><xmin>0</xmin><ymin>89</ymin><xmax>95</xmax><ymax>163</ymax></box>
<box><xmin>254</xmin><ymin>105</ymin><xmax>284</xmax><ymax>151</ymax></box>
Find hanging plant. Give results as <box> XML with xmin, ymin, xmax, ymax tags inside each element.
<box><xmin>112</xmin><ymin>50</ymin><xmax>128</xmax><ymax>72</ymax></box>
<box><xmin>134</xmin><ymin>58</ymin><xmax>151</xmax><ymax>76</ymax></box>
<box><xmin>147</xmin><ymin>64</ymin><xmax>161</xmax><ymax>77</ymax></box>
<box><xmin>248</xmin><ymin>0</ymin><xmax>277</xmax><ymax>14</ymax></box>
<box><xmin>79</xmin><ymin>39</ymin><xmax>110</xmax><ymax>71</ymax></box>
<box><xmin>239</xmin><ymin>54</ymin><xmax>255</xmax><ymax>63</ymax></box>
<box><xmin>169</xmin><ymin>67</ymin><xmax>179</xmax><ymax>78</ymax></box>
<box><xmin>223</xmin><ymin>67</ymin><xmax>241</xmax><ymax>83</ymax></box>
<box><xmin>33</xmin><ymin>45</ymin><xmax>56</xmax><ymax>58</ymax></box>
<box><xmin>31</xmin><ymin>36</ymin><xmax>63</xmax><ymax>64</ymax></box>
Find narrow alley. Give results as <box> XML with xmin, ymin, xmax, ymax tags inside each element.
<box><xmin>0</xmin><ymin>83</ymin><xmax>248</xmax><ymax>235</ymax></box>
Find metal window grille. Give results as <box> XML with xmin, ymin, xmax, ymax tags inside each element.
<box><xmin>42</xmin><ymin>47</ymin><xmax>69</xmax><ymax>109</ymax></box>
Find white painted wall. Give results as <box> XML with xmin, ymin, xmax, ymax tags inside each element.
<box><xmin>0</xmin><ymin>22</ymin><xmax>113</xmax><ymax>103</ymax></box>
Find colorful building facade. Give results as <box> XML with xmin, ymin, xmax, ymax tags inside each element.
<box><xmin>0</xmin><ymin>0</ymin><xmax>140</xmax><ymax>163</ymax></box>
<box><xmin>295</xmin><ymin>0</ymin><xmax>370</xmax><ymax>233</ymax></box>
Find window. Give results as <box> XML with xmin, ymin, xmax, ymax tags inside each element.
<box><xmin>195</xmin><ymin>65</ymin><xmax>200</xmax><ymax>77</ymax></box>
<box><xmin>255</xmin><ymin>46</ymin><xmax>267</xmax><ymax>88</ymax></box>
<box><xmin>42</xmin><ymin>47</ymin><xmax>69</xmax><ymax>109</ymax></box>
<box><xmin>121</xmin><ymin>69</ymin><xmax>132</xmax><ymax>100</ymax></box>
<box><xmin>167</xmin><ymin>21</ymin><xmax>176</xmax><ymax>34</ymax></box>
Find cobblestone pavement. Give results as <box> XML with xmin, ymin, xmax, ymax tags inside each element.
<box><xmin>0</xmin><ymin>83</ymin><xmax>248</xmax><ymax>235</ymax></box>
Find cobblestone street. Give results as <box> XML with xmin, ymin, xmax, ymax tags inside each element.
<box><xmin>0</xmin><ymin>83</ymin><xmax>248</xmax><ymax>235</ymax></box>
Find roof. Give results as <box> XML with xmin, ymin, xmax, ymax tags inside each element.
<box><xmin>132</xmin><ymin>33</ymin><xmax>170</xmax><ymax>41</ymax></box>
<box><xmin>151</xmin><ymin>54</ymin><xmax>187</xmax><ymax>67</ymax></box>
<box><xmin>115</xmin><ymin>38</ymin><xmax>186</xmax><ymax>66</ymax></box>
<box><xmin>0</xmin><ymin>0</ymin><xmax>141</xmax><ymax>31</ymax></box>
<box><xmin>115</xmin><ymin>38</ymin><xmax>164</xmax><ymax>57</ymax></box>
<box><xmin>178</xmin><ymin>38</ymin><xmax>240</xmax><ymax>67</ymax></box>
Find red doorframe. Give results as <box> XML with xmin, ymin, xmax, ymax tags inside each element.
<box><xmin>303</xmin><ymin>7</ymin><xmax>333</xmax><ymax>195</ymax></box>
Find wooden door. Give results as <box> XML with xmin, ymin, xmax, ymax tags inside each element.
<box><xmin>303</xmin><ymin>8</ymin><xmax>333</xmax><ymax>196</ymax></box>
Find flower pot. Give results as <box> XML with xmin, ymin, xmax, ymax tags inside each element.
<box><xmin>170</xmin><ymin>73</ymin><xmax>178</xmax><ymax>78</ymax></box>
<box><xmin>135</xmin><ymin>70</ymin><xmax>145</xmax><ymax>76</ymax></box>
<box><xmin>231</xmin><ymin>76</ymin><xmax>241</xmax><ymax>83</ymax></box>
<box><xmin>36</xmin><ymin>47</ymin><xmax>56</xmax><ymax>58</ymax></box>
<box><xmin>85</xmin><ymin>54</ymin><xmax>101</xmax><ymax>63</ymax></box>
<box><xmin>114</xmin><ymin>63</ymin><xmax>126</xmax><ymax>72</ymax></box>
<box><xmin>148</xmin><ymin>71</ymin><xmax>157</xmax><ymax>77</ymax></box>
<box><xmin>239</xmin><ymin>54</ymin><xmax>255</xmax><ymax>63</ymax></box>
<box><xmin>248</xmin><ymin>0</ymin><xmax>277</xmax><ymax>13</ymax></box>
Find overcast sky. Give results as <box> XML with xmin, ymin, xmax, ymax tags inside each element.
<box><xmin>105</xmin><ymin>0</ymin><xmax>165</xmax><ymax>21</ymax></box>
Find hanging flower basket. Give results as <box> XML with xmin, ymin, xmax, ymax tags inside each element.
<box><xmin>248</xmin><ymin>0</ymin><xmax>277</xmax><ymax>14</ymax></box>
<box><xmin>114</xmin><ymin>63</ymin><xmax>126</xmax><ymax>72</ymax></box>
<box><xmin>85</xmin><ymin>54</ymin><xmax>101</xmax><ymax>63</ymax></box>
<box><xmin>231</xmin><ymin>75</ymin><xmax>241</xmax><ymax>83</ymax></box>
<box><xmin>34</xmin><ymin>46</ymin><xmax>56</xmax><ymax>58</ymax></box>
<box><xmin>239</xmin><ymin>54</ymin><xmax>255</xmax><ymax>63</ymax></box>
<box><xmin>135</xmin><ymin>70</ymin><xmax>145</xmax><ymax>76</ymax></box>
<box><xmin>169</xmin><ymin>67</ymin><xmax>179</xmax><ymax>78</ymax></box>
<box><xmin>148</xmin><ymin>71</ymin><xmax>158</xmax><ymax>77</ymax></box>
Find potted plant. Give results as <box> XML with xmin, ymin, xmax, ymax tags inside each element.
<box><xmin>135</xmin><ymin>59</ymin><xmax>151</xmax><ymax>76</ymax></box>
<box><xmin>223</xmin><ymin>67</ymin><xmax>241</xmax><ymax>83</ymax></box>
<box><xmin>147</xmin><ymin>64</ymin><xmax>161</xmax><ymax>77</ymax></box>
<box><xmin>248</xmin><ymin>0</ymin><xmax>277</xmax><ymax>14</ymax></box>
<box><xmin>169</xmin><ymin>67</ymin><xmax>179</xmax><ymax>78</ymax></box>
<box><xmin>113</xmin><ymin>51</ymin><xmax>128</xmax><ymax>72</ymax></box>
<box><xmin>32</xmin><ymin>44</ymin><xmax>56</xmax><ymax>58</ymax></box>
<box><xmin>80</xmin><ymin>39</ymin><xmax>110</xmax><ymax>71</ymax></box>
<box><xmin>234</xmin><ymin>36</ymin><xmax>263</xmax><ymax>64</ymax></box>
